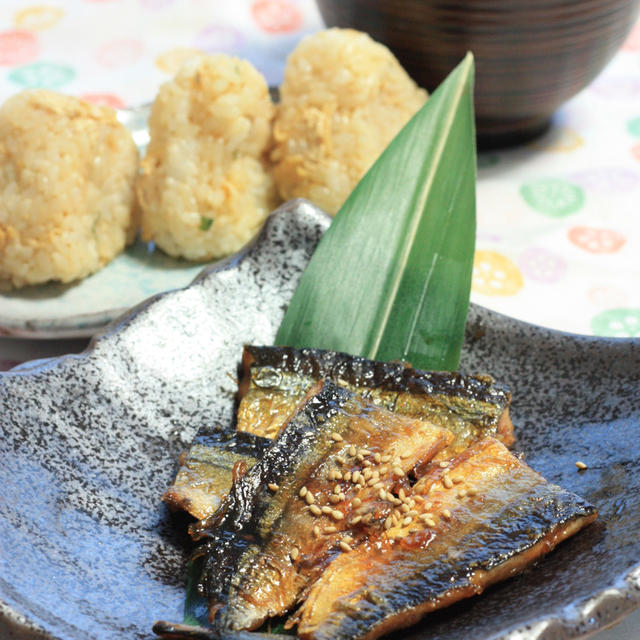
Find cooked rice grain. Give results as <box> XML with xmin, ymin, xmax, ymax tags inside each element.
<box><xmin>137</xmin><ymin>54</ymin><xmax>278</xmax><ymax>261</ymax></box>
<box><xmin>0</xmin><ymin>90</ymin><xmax>139</xmax><ymax>289</ymax></box>
<box><xmin>271</xmin><ymin>28</ymin><xmax>428</xmax><ymax>215</ymax></box>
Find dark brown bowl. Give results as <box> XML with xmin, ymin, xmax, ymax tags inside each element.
<box><xmin>316</xmin><ymin>0</ymin><xmax>640</xmax><ymax>148</ymax></box>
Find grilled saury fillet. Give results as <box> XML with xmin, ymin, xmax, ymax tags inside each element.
<box><xmin>237</xmin><ymin>345</ymin><xmax>514</xmax><ymax>454</ymax></box>
<box><xmin>295</xmin><ymin>438</ymin><xmax>597</xmax><ymax>640</ymax></box>
<box><xmin>191</xmin><ymin>380</ymin><xmax>454</xmax><ymax>632</ymax></box>
<box><xmin>163</xmin><ymin>431</ymin><xmax>271</xmax><ymax>519</ymax></box>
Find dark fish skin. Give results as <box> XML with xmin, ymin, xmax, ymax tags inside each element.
<box><xmin>237</xmin><ymin>345</ymin><xmax>514</xmax><ymax>455</ymax></box>
<box><xmin>296</xmin><ymin>438</ymin><xmax>597</xmax><ymax>640</ymax></box>
<box><xmin>163</xmin><ymin>430</ymin><xmax>271</xmax><ymax>520</ymax></box>
<box><xmin>191</xmin><ymin>380</ymin><xmax>454</xmax><ymax>633</ymax></box>
<box><xmin>152</xmin><ymin>620</ymin><xmax>282</xmax><ymax>639</ymax></box>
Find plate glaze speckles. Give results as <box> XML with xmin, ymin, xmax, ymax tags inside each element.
<box><xmin>0</xmin><ymin>200</ymin><xmax>639</xmax><ymax>640</ymax></box>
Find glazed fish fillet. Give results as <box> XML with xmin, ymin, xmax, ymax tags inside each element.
<box><xmin>165</xmin><ymin>345</ymin><xmax>513</xmax><ymax>520</ymax></box>
<box><xmin>237</xmin><ymin>345</ymin><xmax>514</xmax><ymax>453</ymax></box>
<box><xmin>295</xmin><ymin>437</ymin><xmax>597</xmax><ymax>640</ymax></box>
<box><xmin>163</xmin><ymin>431</ymin><xmax>270</xmax><ymax>519</ymax></box>
<box><xmin>190</xmin><ymin>380</ymin><xmax>454</xmax><ymax>632</ymax></box>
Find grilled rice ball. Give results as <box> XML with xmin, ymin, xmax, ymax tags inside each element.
<box><xmin>136</xmin><ymin>54</ymin><xmax>279</xmax><ymax>261</ymax></box>
<box><xmin>0</xmin><ymin>90</ymin><xmax>139</xmax><ymax>289</ymax></box>
<box><xmin>271</xmin><ymin>28</ymin><xmax>428</xmax><ymax>215</ymax></box>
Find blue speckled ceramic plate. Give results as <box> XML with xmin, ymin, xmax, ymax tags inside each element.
<box><xmin>0</xmin><ymin>200</ymin><xmax>638</xmax><ymax>640</ymax></box>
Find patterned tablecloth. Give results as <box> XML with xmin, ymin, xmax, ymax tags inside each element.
<box><xmin>0</xmin><ymin>2</ymin><xmax>638</xmax><ymax>637</ymax></box>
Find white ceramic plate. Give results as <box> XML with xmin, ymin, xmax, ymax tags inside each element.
<box><xmin>0</xmin><ymin>239</ymin><xmax>206</xmax><ymax>339</ymax></box>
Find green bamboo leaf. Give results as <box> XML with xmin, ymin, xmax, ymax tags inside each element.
<box><xmin>183</xmin><ymin>557</ymin><xmax>209</xmax><ymax>627</ymax></box>
<box><xmin>276</xmin><ymin>53</ymin><xmax>476</xmax><ymax>371</ymax></box>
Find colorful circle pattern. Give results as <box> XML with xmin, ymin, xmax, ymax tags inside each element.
<box><xmin>520</xmin><ymin>178</ymin><xmax>585</xmax><ymax>217</ymax></box>
<box><xmin>8</xmin><ymin>61</ymin><xmax>75</xmax><ymax>89</ymax></box>
<box><xmin>472</xmin><ymin>251</ymin><xmax>524</xmax><ymax>297</ymax></box>
<box><xmin>591</xmin><ymin>309</ymin><xmax>640</xmax><ymax>337</ymax></box>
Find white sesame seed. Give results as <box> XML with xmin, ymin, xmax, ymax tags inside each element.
<box><xmin>362</xmin><ymin>513</ymin><xmax>374</xmax><ymax>524</ymax></box>
<box><xmin>344</xmin><ymin>471</ymin><xmax>352</xmax><ymax>482</ymax></box>
<box><xmin>336</xmin><ymin>456</ymin><xmax>346</xmax><ymax>465</ymax></box>
<box><xmin>381</xmin><ymin>455</ymin><xmax>391</xmax><ymax>463</ymax></box>
<box><xmin>352</xmin><ymin>497</ymin><xmax>362</xmax><ymax>507</ymax></box>
<box><xmin>374</xmin><ymin>452</ymin><xmax>381</xmax><ymax>463</ymax></box>
<box><xmin>313</xmin><ymin>525</ymin><xmax>320</xmax><ymax>536</ymax></box>
<box><xmin>339</xmin><ymin>493</ymin><xmax>345</xmax><ymax>501</ymax></box>
<box><xmin>398</xmin><ymin>488</ymin><xmax>406</xmax><ymax>500</ymax></box>
<box><xmin>349</xmin><ymin>445</ymin><xmax>357</xmax><ymax>457</ymax></box>
<box><xmin>305</xmin><ymin>492</ymin><xmax>315</xmax><ymax>505</ymax></box>
<box><xmin>406</xmin><ymin>510</ymin><xmax>418</xmax><ymax>518</ymax></box>
<box><xmin>356</xmin><ymin>454</ymin><xmax>365</xmax><ymax>462</ymax></box>
<box><xmin>309</xmin><ymin>504</ymin><xmax>321</xmax><ymax>516</ymax></box>
<box><xmin>325</xmin><ymin>525</ymin><xmax>337</xmax><ymax>533</ymax></box>
<box><xmin>351</xmin><ymin>515</ymin><xmax>362</xmax><ymax>525</ymax></box>
<box><xmin>268</xmin><ymin>483</ymin><xmax>279</xmax><ymax>492</ymax></box>
<box><xmin>393</xmin><ymin>467</ymin><xmax>405</xmax><ymax>477</ymax></box>
<box><xmin>322</xmin><ymin>506</ymin><xmax>333</xmax><ymax>514</ymax></box>
<box><xmin>290</xmin><ymin>547</ymin><xmax>299</xmax><ymax>561</ymax></box>
<box><xmin>441</xmin><ymin>509</ymin><xmax>451</xmax><ymax>519</ymax></box>
<box><xmin>363</xmin><ymin>460</ymin><xmax>372</xmax><ymax>467</ymax></box>
<box><xmin>331</xmin><ymin>510</ymin><xmax>344</xmax><ymax>521</ymax></box>
<box><xmin>329</xmin><ymin>495</ymin><xmax>341</xmax><ymax>504</ymax></box>
<box><xmin>443</xmin><ymin>476</ymin><xmax>454</xmax><ymax>489</ymax></box>
<box><xmin>423</xmin><ymin>517</ymin><xmax>436</xmax><ymax>527</ymax></box>
<box><xmin>458</xmin><ymin>489</ymin><xmax>467</xmax><ymax>499</ymax></box>
<box><xmin>452</xmin><ymin>476</ymin><xmax>463</xmax><ymax>484</ymax></box>
<box><xmin>339</xmin><ymin>541</ymin><xmax>352</xmax><ymax>552</ymax></box>
<box><xmin>467</xmin><ymin>487</ymin><xmax>478</xmax><ymax>496</ymax></box>
<box><xmin>400</xmin><ymin>503</ymin><xmax>410</xmax><ymax>514</ymax></box>
<box><xmin>438</xmin><ymin>461</ymin><xmax>449</xmax><ymax>468</ymax></box>
<box><xmin>402</xmin><ymin>516</ymin><xmax>413</xmax><ymax>526</ymax></box>
<box><xmin>352</xmin><ymin>471</ymin><xmax>361</xmax><ymax>484</ymax></box>
<box><xmin>378</xmin><ymin>488</ymin><xmax>387</xmax><ymax>500</ymax></box>
<box><xmin>363</xmin><ymin>468</ymin><xmax>373</xmax><ymax>481</ymax></box>
<box><xmin>359</xmin><ymin>449</ymin><xmax>372</xmax><ymax>457</ymax></box>
<box><xmin>576</xmin><ymin>460</ymin><xmax>588</xmax><ymax>470</ymax></box>
<box><xmin>299</xmin><ymin>486</ymin><xmax>308</xmax><ymax>498</ymax></box>
<box><xmin>331</xmin><ymin>432</ymin><xmax>343</xmax><ymax>442</ymax></box>
<box><xmin>343</xmin><ymin>535</ymin><xmax>354</xmax><ymax>545</ymax></box>
<box><xmin>384</xmin><ymin>516</ymin><xmax>393</xmax><ymax>530</ymax></box>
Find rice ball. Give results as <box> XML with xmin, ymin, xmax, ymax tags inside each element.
<box><xmin>136</xmin><ymin>54</ymin><xmax>279</xmax><ymax>261</ymax></box>
<box><xmin>0</xmin><ymin>90</ymin><xmax>139</xmax><ymax>289</ymax></box>
<box><xmin>271</xmin><ymin>28</ymin><xmax>428</xmax><ymax>215</ymax></box>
